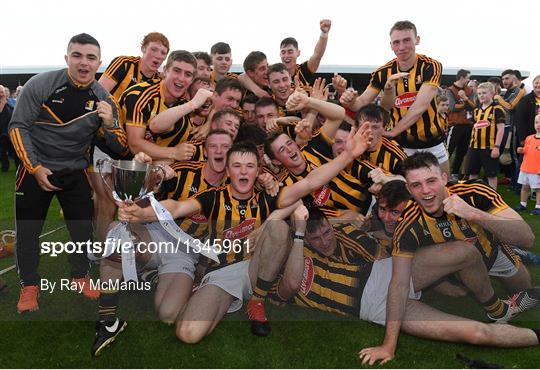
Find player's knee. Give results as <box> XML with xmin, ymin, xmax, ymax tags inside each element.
<box><xmin>265</xmin><ymin>220</ymin><xmax>289</xmax><ymax>243</ymax></box>
<box><xmin>156</xmin><ymin>305</ymin><xmax>179</xmax><ymax>325</ymax></box>
<box><xmin>463</xmin><ymin>323</ymin><xmax>490</xmax><ymax>345</ymax></box>
<box><xmin>176</xmin><ymin>321</ymin><xmax>206</xmax><ymax>344</ymax></box>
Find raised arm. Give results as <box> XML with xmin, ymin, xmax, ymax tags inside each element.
<box><xmin>237</xmin><ymin>73</ymin><xmax>271</xmax><ymax>98</ymax></box>
<box><xmin>306</xmin><ymin>19</ymin><xmax>332</xmax><ymax>74</ymax></box>
<box><xmin>118</xmin><ymin>198</ymin><xmax>201</xmax><ymax>223</ymax></box>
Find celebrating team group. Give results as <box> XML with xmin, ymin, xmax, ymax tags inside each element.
<box><xmin>7</xmin><ymin>18</ymin><xmax>540</xmax><ymax>364</ymax></box>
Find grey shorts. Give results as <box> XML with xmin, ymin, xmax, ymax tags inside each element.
<box><xmin>198</xmin><ymin>260</ymin><xmax>252</xmax><ymax>313</ymax></box>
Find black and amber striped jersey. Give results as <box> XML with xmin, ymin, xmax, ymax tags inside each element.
<box><xmin>392</xmin><ymin>180</ymin><xmax>512</xmax><ymax>269</ymax></box>
<box><xmin>281</xmin><ymin>132</ymin><xmax>374</xmax><ymax>217</ymax></box>
<box><xmin>294</xmin><ymin>62</ymin><xmax>316</xmax><ymax>89</ymax></box>
<box><xmin>360</xmin><ymin>137</ymin><xmax>407</xmax><ymax>175</ymax></box>
<box><xmin>262</xmin><ymin>165</ymin><xmax>289</xmax><ymax>183</ymax></box>
<box><xmin>187</xmin><ymin>139</ymin><xmax>206</xmax><ymax>161</ymax></box>
<box><xmin>368</xmin><ymin>54</ymin><xmax>444</xmax><ymax>148</ymax></box>
<box><xmin>120</xmin><ymin>81</ymin><xmax>191</xmax><ymax>147</ymax></box>
<box><xmin>194</xmin><ymin>185</ymin><xmax>278</xmax><ymax>271</ymax></box>
<box><xmin>469</xmin><ymin>103</ymin><xmax>506</xmax><ymax>149</ymax></box>
<box><xmin>210</xmin><ymin>72</ymin><xmax>238</xmax><ymax>86</ymax></box>
<box><xmin>161</xmin><ymin>161</ymin><xmax>226</xmax><ymax>238</ymax></box>
<box><xmin>329</xmin><ymin>223</ymin><xmax>381</xmax><ymax>264</ymax></box>
<box><xmin>102</xmin><ymin>56</ymin><xmax>161</xmax><ymax>101</ymax></box>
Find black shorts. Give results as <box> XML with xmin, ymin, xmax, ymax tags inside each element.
<box><xmin>465</xmin><ymin>148</ymin><xmax>499</xmax><ymax>177</ymax></box>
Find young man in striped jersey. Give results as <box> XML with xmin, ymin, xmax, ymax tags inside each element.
<box><xmin>270</xmin><ymin>206</ymin><xmax>540</xmax><ymax>366</ymax></box>
<box><xmin>359</xmin><ymin>152</ymin><xmax>539</xmax><ymax>365</ymax></box>
<box><xmin>341</xmin><ymin>20</ymin><xmax>449</xmax><ymax>175</ymax></box>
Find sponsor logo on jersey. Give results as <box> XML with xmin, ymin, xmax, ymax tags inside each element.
<box><xmin>300</xmin><ymin>257</ymin><xmax>314</xmax><ymax>295</ymax></box>
<box><xmin>189</xmin><ymin>212</ymin><xmax>208</xmax><ymax>223</ymax></box>
<box><xmin>395</xmin><ymin>92</ymin><xmax>418</xmax><ymax>108</ymax></box>
<box><xmin>312</xmin><ymin>184</ymin><xmax>331</xmax><ymax>206</ymax></box>
<box><xmin>474</xmin><ymin>120</ymin><xmax>490</xmax><ymax>129</ymax></box>
<box><xmin>223</xmin><ymin>218</ymin><xmax>257</xmax><ymax>240</ymax></box>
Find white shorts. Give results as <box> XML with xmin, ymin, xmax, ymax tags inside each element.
<box><xmin>93</xmin><ymin>146</ymin><xmax>112</xmax><ymax>173</ymax></box>
<box><xmin>199</xmin><ymin>260</ymin><xmax>252</xmax><ymax>313</ymax></box>
<box><xmin>359</xmin><ymin>258</ymin><xmax>421</xmax><ymax>326</ymax></box>
<box><xmin>518</xmin><ymin>171</ymin><xmax>540</xmax><ymax>189</ymax></box>
<box><xmin>403</xmin><ymin>142</ymin><xmax>449</xmax><ymax>164</ymax></box>
<box><xmin>139</xmin><ymin>222</ymin><xmax>199</xmax><ymax>279</ymax></box>
<box><xmin>488</xmin><ymin>245</ymin><xmax>520</xmax><ymax>278</ymax></box>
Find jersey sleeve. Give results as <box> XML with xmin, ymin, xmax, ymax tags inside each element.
<box><xmin>367</xmin><ymin>67</ymin><xmax>386</xmax><ymax>93</ymax></box>
<box><xmin>349</xmin><ymin>159</ymin><xmax>377</xmax><ymax>185</ymax></box>
<box><xmin>103</xmin><ymin>56</ymin><xmax>128</xmax><ymax>83</ymax></box>
<box><xmin>494</xmin><ymin>105</ymin><xmax>506</xmax><ymax>124</ymax></box>
<box><xmin>422</xmin><ymin>58</ymin><xmax>442</xmax><ymax>87</ymax></box>
<box><xmin>391</xmin><ymin>203</ymin><xmax>422</xmax><ymax>258</ymax></box>
<box><xmin>468</xmin><ymin>182</ymin><xmax>509</xmax><ymax>214</ymax></box>
<box><xmin>122</xmin><ymin>91</ymin><xmax>150</xmax><ymax>128</ymax></box>
<box><xmin>297</xmin><ymin>61</ymin><xmax>316</xmax><ymax>87</ymax></box>
<box><xmin>193</xmin><ymin>189</ymin><xmax>218</xmax><ymax>219</ymax></box>
<box><xmin>306</xmin><ymin>131</ymin><xmax>334</xmax><ymax>160</ymax></box>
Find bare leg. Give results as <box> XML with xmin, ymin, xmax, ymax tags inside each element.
<box><xmin>520</xmin><ymin>185</ymin><xmax>530</xmax><ymax>204</ymax></box>
<box><xmin>402</xmin><ymin>300</ymin><xmax>539</xmax><ymax>347</ymax></box>
<box><xmin>499</xmin><ymin>264</ymin><xmax>532</xmax><ymax>294</ymax></box>
<box><xmin>154</xmin><ymin>273</ymin><xmax>193</xmax><ymax>324</ymax></box>
<box><xmin>175</xmin><ymin>284</ymin><xmax>233</xmax><ymax>344</ymax></box>
<box><xmin>412</xmin><ymin>241</ymin><xmax>494</xmax><ymax>302</ymax></box>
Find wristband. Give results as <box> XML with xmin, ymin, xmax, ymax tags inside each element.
<box><xmin>293</xmin><ymin>233</ymin><xmax>304</xmax><ymax>240</ymax></box>
<box><xmin>320</xmin><ymin>31</ymin><xmax>328</xmax><ymax>38</ymax></box>
<box><xmin>494</xmin><ymin>145</ymin><xmax>500</xmax><ymax>149</ymax></box>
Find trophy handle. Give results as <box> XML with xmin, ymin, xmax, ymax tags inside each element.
<box><xmin>152</xmin><ymin>164</ymin><xmax>167</xmax><ymax>190</ymax></box>
<box><xmin>96</xmin><ymin>158</ymin><xmax>114</xmax><ymax>194</ymax></box>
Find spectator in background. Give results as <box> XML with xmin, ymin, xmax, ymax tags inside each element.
<box><xmin>488</xmin><ymin>76</ymin><xmax>503</xmax><ymax>95</ymax></box>
<box><xmin>445</xmin><ymin>69</ymin><xmax>476</xmax><ymax>181</ymax></box>
<box><xmin>514</xmin><ymin>114</ymin><xmax>540</xmax><ymax>215</ymax></box>
<box><xmin>0</xmin><ymin>85</ymin><xmax>14</xmax><ymax>171</ymax></box>
<box><xmin>495</xmin><ymin>69</ymin><xmax>526</xmax><ymax>190</ymax></box>
<box><xmin>6</xmin><ymin>87</ymin><xmax>16</xmax><ymax>108</ymax></box>
<box><xmin>515</xmin><ymin>75</ymin><xmax>540</xmax><ymax>147</ymax></box>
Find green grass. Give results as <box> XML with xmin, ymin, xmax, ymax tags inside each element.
<box><xmin>0</xmin><ymin>163</ymin><xmax>539</xmax><ymax>368</ymax></box>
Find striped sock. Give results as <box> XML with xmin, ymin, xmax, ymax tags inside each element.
<box><xmin>98</xmin><ymin>289</ymin><xmax>120</xmax><ymax>323</ymax></box>
<box><xmin>481</xmin><ymin>294</ymin><xmax>506</xmax><ymax>319</ymax></box>
<box><xmin>251</xmin><ymin>278</ymin><xmax>274</xmax><ymax>302</ymax></box>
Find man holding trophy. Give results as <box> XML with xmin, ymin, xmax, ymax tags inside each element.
<box><xmin>8</xmin><ymin>33</ymin><xmax>127</xmax><ymax>313</ymax></box>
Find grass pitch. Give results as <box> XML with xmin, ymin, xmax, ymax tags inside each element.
<box><xmin>0</xmin><ymin>164</ymin><xmax>539</xmax><ymax>368</ymax></box>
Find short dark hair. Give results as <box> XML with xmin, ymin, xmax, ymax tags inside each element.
<box><xmin>210</xmin><ymin>42</ymin><xmax>231</xmax><ymax>55</ymax></box>
<box><xmin>192</xmin><ymin>51</ymin><xmax>212</xmax><ymax>66</ymax></box>
<box><xmin>211</xmin><ymin>107</ymin><xmax>243</xmax><ymax>124</ymax></box>
<box><xmin>306</xmin><ymin>208</ymin><xmax>329</xmax><ymax>235</ymax></box>
<box><xmin>205</xmin><ymin>129</ymin><xmax>233</xmax><ymax>148</ymax></box>
<box><xmin>280</xmin><ymin>37</ymin><xmax>299</xmax><ymax>49</ymax></box>
<box><xmin>338</xmin><ymin>121</ymin><xmax>352</xmax><ymax>132</ymax></box>
<box><xmin>243</xmin><ymin>51</ymin><xmax>267</xmax><ymax>72</ymax></box>
<box><xmin>437</xmin><ymin>95</ymin><xmax>449</xmax><ymax>103</ymax></box>
<box><xmin>456</xmin><ymin>69</ymin><xmax>471</xmax><ymax>80</ymax></box>
<box><xmin>401</xmin><ymin>152</ymin><xmax>439</xmax><ymax>177</ymax></box>
<box><xmin>242</xmin><ymin>94</ymin><xmax>259</xmax><ymax>106</ymax></box>
<box><xmin>487</xmin><ymin>76</ymin><xmax>502</xmax><ymax>86</ymax></box>
<box><xmin>267</xmin><ymin>63</ymin><xmax>289</xmax><ymax>78</ymax></box>
<box><xmin>255</xmin><ymin>97</ymin><xmax>278</xmax><ymax>111</ymax></box>
<box><xmin>236</xmin><ymin>124</ymin><xmax>267</xmax><ymax>145</ymax></box>
<box><xmin>357</xmin><ymin>104</ymin><xmax>389</xmax><ymax>126</ymax></box>
<box><xmin>68</xmin><ymin>33</ymin><xmax>100</xmax><ymax>51</ymax></box>
<box><xmin>389</xmin><ymin>20</ymin><xmax>417</xmax><ymax>36</ymax></box>
<box><xmin>377</xmin><ymin>180</ymin><xmax>410</xmax><ymax>209</ymax></box>
<box><xmin>215</xmin><ymin>77</ymin><xmax>243</xmax><ymax>96</ymax></box>
<box><xmin>226</xmin><ymin>141</ymin><xmax>260</xmax><ymax>166</ymax></box>
<box><xmin>501</xmin><ymin>69</ymin><xmax>521</xmax><ymax>79</ymax></box>
<box><xmin>165</xmin><ymin>50</ymin><xmax>197</xmax><ymax>70</ymax></box>
<box><xmin>264</xmin><ymin>131</ymin><xmax>288</xmax><ymax>160</ymax></box>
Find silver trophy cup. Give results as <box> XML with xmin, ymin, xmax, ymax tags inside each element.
<box><xmin>96</xmin><ymin>159</ymin><xmax>166</xmax><ymax>203</ymax></box>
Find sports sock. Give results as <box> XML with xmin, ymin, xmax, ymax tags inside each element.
<box><xmin>520</xmin><ymin>201</ymin><xmax>527</xmax><ymax>207</ymax></box>
<box><xmin>251</xmin><ymin>278</ymin><xmax>274</xmax><ymax>302</ymax></box>
<box><xmin>98</xmin><ymin>289</ymin><xmax>120</xmax><ymax>323</ymax></box>
<box><xmin>481</xmin><ymin>293</ymin><xmax>506</xmax><ymax>318</ymax></box>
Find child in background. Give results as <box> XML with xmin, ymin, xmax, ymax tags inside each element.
<box><xmin>437</xmin><ymin>95</ymin><xmax>450</xmax><ymax>134</ymax></box>
<box><xmin>466</xmin><ymin>82</ymin><xmax>506</xmax><ymax>190</ymax></box>
<box><xmin>515</xmin><ymin>114</ymin><xmax>540</xmax><ymax>215</ymax></box>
